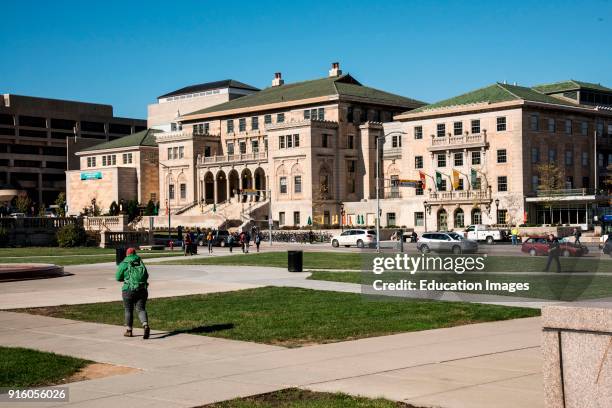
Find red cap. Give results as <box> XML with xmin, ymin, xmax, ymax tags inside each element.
<box><xmin>126</xmin><ymin>248</ymin><xmax>136</xmax><ymax>255</ymax></box>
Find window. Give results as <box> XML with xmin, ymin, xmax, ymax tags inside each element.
<box><xmin>437</xmin><ymin>153</ymin><xmax>446</xmax><ymax>167</ymax></box>
<box><xmin>347</xmin><ymin>161</ymin><xmax>356</xmax><ymax>193</ymax></box>
<box><xmin>532</xmin><ymin>175</ymin><xmax>539</xmax><ymax>192</ymax></box>
<box><xmin>294</xmin><ymin>176</ymin><xmax>302</xmax><ymax>193</ymax></box>
<box><xmin>597</xmin><ymin>120</ymin><xmax>604</xmax><ymax>135</ymax></box>
<box><xmin>347</xmin><ymin>135</ymin><xmax>355</xmax><ymax>149</ymax></box>
<box><xmin>293</xmin><ymin>211</ymin><xmax>300</xmax><ymax>225</ymax></box>
<box><xmin>531</xmin><ymin>147</ymin><xmax>540</xmax><ymax>163</ymax></box>
<box><xmin>457</xmin><ymin>178</ymin><xmax>464</xmax><ymax>190</ymax></box>
<box><xmin>414</xmin><ymin>212</ymin><xmax>424</xmax><ymax>226</ymax></box>
<box><xmin>279</xmin><ymin>135</ymin><xmax>285</xmax><ymax>149</ymax></box>
<box><xmin>167</xmin><ymin>147</ymin><xmax>173</xmax><ymax>160</ymax></box>
<box><xmin>439</xmin><ymin>179</ymin><xmax>447</xmax><ymax>191</ymax></box>
<box><xmin>415</xmin><ymin>155</ymin><xmax>423</xmax><ymax>169</ymax></box>
<box><xmin>565</xmin><ymin>119</ymin><xmax>572</xmax><ymax>135</ymax></box>
<box><xmin>239</xmin><ymin>142</ymin><xmax>246</xmax><ymax>154</ymax></box>
<box><xmin>122</xmin><ymin>153</ymin><xmax>132</xmax><ymax>164</ymax></box>
<box><xmin>169</xmin><ymin>184</ymin><xmax>175</xmax><ymax>200</ymax></box>
<box><xmin>497</xmin><ymin>149</ymin><xmax>507</xmax><ymax>163</ymax></box>
<box><xmin>530</xmin><ymin>114</ymin><xmax>539</xmax><ymax>131</ymax></box>
<box><xmin>453</xmin><ymin>121</ymin><xmax>463</xmax><ymax>136</ymax></box>
<box><xmin>252</xmin><ymin>140</ymin><xmax>259</xmax><ymax>153</ymax></box>
<box><xmin>565</xmin><ymin>176</ymin><xmax>573</xmax><ymax>189</ymax></box>
<box><xmin>264</xmin><ymin>138</ymin><xmax>268</xmax><ymax>152</ymax></box>
<box><xmin>471</xmin><ymin>119</ymin><xmax>480</xmax><ymax>134</ymax></box>
<box><xmin>227</xmin><ymin>119</ymin><xmax>234</xmax><ymax>133</ymax></box>
<box><xmin>322</xmin><ymin>134</ymin><xmax>330</xmax><ymax>148</ymax></box>
<box><xmin>548</xmin><ymin>149</ymin><xmax>556</xmax><ymax>162</ymax></box>
<box><xmin>497</xmin><ymin>116</ymin><xmax>507</xmax><ymax>131</ymax></box>
<box><xmin>391</xmin><ymin>134</ymin><xmax>401</xmax><ymax>148</ymax></box>
<box><xmin>239</xmin><ymin>118</ymin><xmax>246</xmax><ymax>132</ymax></box>
<box><xmin>454</xmin><ymin>152</ymin><xmax>463</xmax><ymax>166</ymax></box>
<box><xmin>581</xmin><ymin>121</ymin><xmax>588</xmax><ymax>136</ymax></box>
<box><xmin>318</xmin><ymin>108</ymin><xmax>324</xmax><ymax>120</ymax></box>
<box><xmin>582</xmin><ymin>176</ymin><xmax>589</xmax><ymax>188</ymax></box>
<box><xmin>204</xmin><ymin>146</ymin><xmax>211</xmax><ymax>157</ymax></box>
<box><xmin>582</xmin><ymin>151</ymin><xmax>588</xmax><ymax>167</ymax></box>
<box><xmin>294</xmin><ymin>134</ymin><xmax>300</xmax><ymax>147</ymax></box>
<box><xmin>178</xmin><ymin>146</ymin><xmax>184</xmax><ymax>159</ymax></box>
<box><xmin>204</xmin><ymin>123</ymin><xmax>209</xmax><ymax>134</ymax></box>
<box><xmin>497</xmin><ymin>209</ymin><xmax>507</xmax><ymax>225</ymax></box>
<box><xmin>473</xmin><ymin>177</ymin><xmax>482</xmax><ymax>190</ymax></box>
<box><xmin>227</xmin><ymin>142</ymin><xmax>234</xmax><ymax>155</ymax></box>
<box><xmin>347</xmin><ymin>107</ymin><xmax>354</xmax><ymax>122</ymax></box>
<box><xmin>472</xmin><ymin>209</ymin><xmax>482</xmax><ymax>224</ymax></box>
<box><xmin>286</xmin><ymin>134</ymin><xmax>293</xmax><ymax>148</ymax></box>
<box><xmin>548</xmin><ymin>118</ymin><xmax>556</xmax><ymax>133</ymax></box>
<box><xmin>471</xmin><ymin>151</ymin><xmax>481</xmax><ymax>165</ymax></box>
<box><xmin>436</xmin><ymin>123</ymin><xmax>446</xmax><ymax>137</ymax></box>
<box><xmin>279</xmin><ymin>177</ymin><xmax>287</xmax><ymax>194</ymax></box>
<box><xmin>87</xmin><ymin>157</ymin><xmax>96</xmax><ymax>167</ymax></box>
<box><xmin>277</xmin><ymin>113</ymin><xmax>285</xmax><ymax>123</ymax></box>
<box><xmin>279</xmin><ymin>212</ymin><xmax>285</xmax><ymax>225</ymax></box>
<box><xmin>454</xmin><ymin>209</ymin><xmax>465</xmax><ymax>228</ymax></box>
<box><xmin>565</xmin><ymin>150</ymin><xmax>573</xmax><ymax>166</ymax></box>
<box><xmin>414</xmin><ymin>126</ymin><xmax>423</xmax><ymax>139</ymax></box>
<box><xmin>304</xmin><ymin>108</ymin><xmax>324</xmax><ymax>120</ymax></box>
<box><xmin>416</xmin><ymin>184</ymin><xmax>424</xmax><ymax>195</ymax></box>
<box><xmin>497</xmin><ymin>176</ymin><xmax>508</xmax><ymax>192</ymax></box>
<box><xmin>361</xmin><ymin>108</ymin><xmax>368</xmax><ymax>122</ymax></box>
<box><xmin>264</xmin><ymin>114</ymin><xmax>272</xmax><ymax>124</ymax></box>
<box><xmin>180</xmin><ymin>183</ymin><xmax>186</xmax><ymax>199</ymax></box>
<box><xmin>386</xmin><ymin>212</ymin><xmax>396</xmax><ymax>227</ymax></box>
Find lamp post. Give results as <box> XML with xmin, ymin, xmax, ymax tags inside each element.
<box><xmin>495</xmin><ymin>198</ymin><xmax>500</xmax><ymax>225</ymax></box>
<box><xmin>376</xmin><ymin>130</ymin><xmax>407</xmax><ymax>253</ymax></box>
<box><xmin>340</xmin><ymin>203</ymin><xmax>345</xmax><ymax>232</ymax></box>
<box><xmin>159</xmin><ymin>163</ymin><xmax>172</xmax><ymax>243</ymax></box>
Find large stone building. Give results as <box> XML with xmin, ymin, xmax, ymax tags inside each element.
<box><xmin>147</xmin><ymin>80</ymin><xmax>259</xmax><ymax>132</ymax></box>
<box><xmin>344</xmin><ymin>80</ymin><xmax>612</xmax><ymax>231</ymax></box>
<box><xmin>0</xmin><ymin>94</ymin><xmax>146</xmax><ymax>206</ymax></box>
<box><xmin>156</xmin><ymin>63</ymin><xmax>425</xmax><ymax>227</ymax></box>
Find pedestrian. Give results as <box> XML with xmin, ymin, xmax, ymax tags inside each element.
<box><xmin>255</xmin><ymin>231</ymin><xmax>261</xmax><ymax>252</ymax></box>
<box><xmin>207</xmin><ymin>230</ymin><xmax>214</xmax><ymax>254</ymax></box>
<box><xmin>411</xmin><ymin>231</ymin><xmax>418</xmax><ymax>243</ymax></box>
<box><xmin>544</xmin><ymin>233</ymin><xmax>561</xmax><ymax>273</ymax></box>
<box><xmin>511</xmin><ymin>225</ymin><xmax>519</xmax><ymax>246</ymax></box>
<box><xmin>573</xmin><ymin>228</ymin><xmax>582</xmax><ymax>245</ymax></box>
<box><xmin>228</xmin><ymin>232</ymin><xmax>235</xmax><ymax>253</ymax></box>
<box><xmin>184</xmin><ymin>232</ymin><xmax>192</xmax><ymax>256</ymax></box>
<box><xmin>245</xmin><ymin>231</ymin><xmax>251</xmax><ymax>253</ymax></box>
<box><xmin>116</xmin><ymin>248</ymin><xmax>150</xmax><ymax>339</ymax></box>
<box><xmin>239</xmin><ymin>231</ymin><xmax>246</xmax><ymax>253</ymax></box>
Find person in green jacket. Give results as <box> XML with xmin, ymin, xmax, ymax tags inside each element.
<box><xmin>116</xmin><ymin>248</ymin><xmax>150</xmax><ymax>339</ymax></box>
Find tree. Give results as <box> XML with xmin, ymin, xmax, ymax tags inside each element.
<box><xmin>126</xmin><ymin>199</ymin><xmax>139</xmax><ymax>222</ymax></box>
<box><xmin>144</xmin><ymin>199</ymin><xmax>155</xmax><ymax>216</ymax></box>
<box><xmin>535</xmin><ymin>162</ymin><xmax>565</xmax><ymax>225</ymax></box>
<box><xmin>14</xmin><ymin>193</ymin><xmax>31</xmax><ymax>214</ymax></box>
<box><xmin>54</xmin><ymin>192</ymin><xmax>66</xmax><ymax>217</ymax></box>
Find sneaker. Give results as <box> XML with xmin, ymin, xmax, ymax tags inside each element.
<box><xmin>143</xmin><ymin>325</ymin><xmax>150</xmax><ymax>339</ymax></box>
<box><xmin>124</xmin><ymin>329</ymin><xmax>132</xmax><ymax>337</ymax></box>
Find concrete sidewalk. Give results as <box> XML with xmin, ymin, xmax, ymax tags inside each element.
<box><xmin>0</xmin><ymin>311</ymin><xmax>543</xmax><ymax>408</ymax></box>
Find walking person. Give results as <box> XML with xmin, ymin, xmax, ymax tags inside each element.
<box><xmin>511</xmin><ymin>225</ymin><xmax>519</xmax><ymax>246</ymax></box>
<box><xmin>228</xmin><ymin>232</ymin><xmax>235</xmax><ymax>253</ymax></box>
<box><xmin>183</xmin><ymin>232</ymin><xmax>192</xmax><ymax>256</ymax></box>
<box><xmin>207</xmin><ymin>230</ymin><xmax>214</xmax><ymax>254</ymax></box>
<box><xmin>573</xmin><ymin>228</ymin><xmax>582</xmax><ymax>245</ymax></box>
<box><xmin>544</xmin><ymin>233</ymin><xmax>561</xmax><ymax>273</ymax></box>
<box><xmin>116</xmin><ymin>248</ymin><xmax>150</xmax><ymax>339</ymax></box>
<box><xmin>245</xmin><ymin>230</ymin><xmax>251</xmax><ymax>253</ymax></box>
<box><xmin>255</xmin><ymin>231</ymin><xmax>261</xmax><ymax>252</ymax></box>
<box><xmin>239</xmin><ymin>231</ymin><xmax>246</xmax><ymax>253</ymax></box>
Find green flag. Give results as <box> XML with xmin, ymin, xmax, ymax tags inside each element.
<box><xmin>470</xmin><ymin>169</ymin><xmax>478</xmax><ymax>189</ymax></box>
<box><xmin>435</xmin><ymin>171</ymin><xmax>443</xmax><ymax>190</ymax></box>
<box><xmin>307</xmin><ymin>216</ymin><xmax>312</xmax><ymax>226</ymax></box>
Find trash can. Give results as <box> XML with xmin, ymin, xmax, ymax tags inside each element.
<box><xmin>287</xmin><ymin>250</ymin><xmax>303</xmax><ymax>272</ymax></box>
<box><xmin>115</xmin><ymin>247</ymin><xmax>127</xmax><ymax>265</ymax></box>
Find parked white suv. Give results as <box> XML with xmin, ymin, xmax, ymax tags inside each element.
<box><xmin>417</xmin><ymin>232</ymin><xmax>479</xmax><ymax>254</ymax></box>
<box><xmin>331</xmin><ymin>229</ymin><xmax>377</xmax><ymax>248</ymax></box>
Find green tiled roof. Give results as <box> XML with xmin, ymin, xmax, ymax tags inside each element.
<box><xmin>82</xmin><ymin>129</ymin><xmax>161</xmax><ymax>152</ymax></box>
<box><xmin>182</xmin><ymin>74</ymin><xmax>425</xmax><ymax>117</ymax></box>
<box><xmin>533</xmin><ymin>80</ymin><xmax>612</xmax><ymax>94</ymax></box>
<box><xmin>407</xmin><ymin>83</ymin><xmax>578</xmax><ymax>114</ymax></box>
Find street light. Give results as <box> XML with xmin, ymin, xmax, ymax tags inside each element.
<box><xmin>495</xmin><ymin>198</ymin><xmax>500</xmax><ymax>224</ymax></box>
<box><xmin>376</xmin><ymin>130</ymin><xmax>407</xmax><ymax>253</ymax></box>
<box><xmin>159</xmin><ymin>163</ymin><xmax>172</xmax><ymax>243</ymax></box>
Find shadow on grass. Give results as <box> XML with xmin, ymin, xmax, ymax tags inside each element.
<box><xmin>151</xmin><ymin>323</ymin><xmax>235</xmax><ymax>339</ymax></box>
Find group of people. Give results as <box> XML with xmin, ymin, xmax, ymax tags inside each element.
<box><xmin>179</xmin><ymin>227</ymin><xmax>263</xmax><ymax>256</ymax></box>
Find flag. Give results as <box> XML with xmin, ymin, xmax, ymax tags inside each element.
<box><xmin>419</xmin><ymin>171</ymin><xmax>426</xmax><ymax>189</ymax></box>
<box><xmin>307</xmin><ymin>216</ymin><xmax>312</xmax><ymax>226</ymax></box>
<box><xmin>452</xmin><ymin>169</ymin><xmax>460</xmax><ymax>190</ymax></box>
<box><xmin>435</xmin><ymin>171</ymin><xmax>443</xmax><ymax>190</ymax></box>
<box><xmin>470</xmin><ymin>168</ymin><xmax>478</xmax><ymax>188</ymax></box>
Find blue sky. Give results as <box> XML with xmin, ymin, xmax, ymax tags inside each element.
<box><xmin>2</xmin><ymin>0</ymin><xmax>611</xmax><ymax>118</ymax></box>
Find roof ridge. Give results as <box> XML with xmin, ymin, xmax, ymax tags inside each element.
<box><xmin>496</xmin><ymin>82</ymin><xmax>523</xmax><ymax>100</ymax></box>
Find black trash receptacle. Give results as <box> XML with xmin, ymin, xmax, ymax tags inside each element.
<box><xmin>288</xmin><ymin>250</ymin><xmax>303</xmax><ymax>272</ymax></box>
<box><xmin>116</xmin><ymin>247</ymin><xmax>127</xmax><ymax>265</ymax></box>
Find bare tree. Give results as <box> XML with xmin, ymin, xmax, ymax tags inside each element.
<box><xmin>535</xmin><ymin>162</ymin><xmax>565</xmax><ymax>225</ymax></box>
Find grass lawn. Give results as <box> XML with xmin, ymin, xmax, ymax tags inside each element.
<box><xmin>309</xmin><ymin>271</ymin><xmax>612</xmax><ymax>301</ymax></box>
<box><xmin>0</xmin><ymin>346</ymin><xmax>90</xmax><ymax>388</ymax></box>
<box><xmin>203</xmin><ymin>388</ymin><xmax>418</xmax><ymax>407</ymax></box>
<box><xmin>16</xmin><ymin>287</ymin><xmax>539</xmax><ymax>348</ymax></box>
<box><xmin>0</xmin><ymin>247</ymin><xmax>183</xmax><ymax>266</ymax></box>
<box><xmin>155</xmin><ymin>251</ymin><xmax>612</xmax><ymax>273</ymax></box>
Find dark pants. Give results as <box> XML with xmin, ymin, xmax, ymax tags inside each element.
<box><xmin>575</xmin><ymin>237</ymin><xmax>581</xmax><ymax>244</ymax></box>
<box><xmin>544</xmin><ymin>254</ymin><xmax>561</xmax><ymax>273</ymax></box>
<box><xmin>208</xmin><ymin>241</ymin><xmax>213</xmax><ymax>253</ymax></box>
<box><xmin>122</xmin><ymin>289</ymin><xmax>149</xmax><ymax>328</ymax></box>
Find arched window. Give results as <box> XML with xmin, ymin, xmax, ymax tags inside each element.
<box><xmin>437</xmin><ymin>209</ymin><xmax>448</xmax><ymax>231</ymax></box>
<box><xmin>471</xmin><ymin>208</ymin><xmax>482</xmax><ymax>225</ymax></box>
<box><xmin>454</xmin><ymin>208</ymin><xmax>465</xmax><ymax>228</ymax></box>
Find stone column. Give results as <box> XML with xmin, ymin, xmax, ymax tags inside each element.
<box><xmin>226</xmin><ymin>176</ymin><xmax>231</xmax><ymax>203</ymax></box>
<box><xmin>213</xmin><ymin>175</ymin><xmax>218</xmax><ymax>204</ymax></box>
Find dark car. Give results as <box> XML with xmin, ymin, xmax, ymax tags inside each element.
<box><xmin>603</xmin><ymin>238</ymin><xmax>612</xmax><ymax>257</ymax></box>
<box><xmin>521</xmin><ymin>236</ymin><xmax>588</xmax><ymax>257</ymax></box>
<box><xmin>198</xmin><ymin>230</ymin><xmax>233</xmax><ymax>247</ymax></box>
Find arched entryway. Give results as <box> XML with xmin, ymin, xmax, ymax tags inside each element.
<box><xmin>254</xmin><ymin>167</ymin><xmax>266</xmax><ymax>201</ymax></box>
<box><xmin>216</xmin><ymin>171</ymin><xmax>227</xmax><ymax>203</ymax></box>
<box><xmin>471</xmin><ymin>208</ymin><xmax>482</xmax><ymax>225</ymax></box>
<box><xmin>437</xmin><ymin>208</ymin><xmax>448</xmax><ymax>231</ymax></box>
<box><xmin>204</xmin><ymin>172</ymin><xmax>214</xmax><ymax>204</ymax></box>
<box><xmin>454</xmin><ymin>208</ymin><xmax>465</xmax><ymax>228</ymax></box>
<box><xmin>241</xmin><ymin>168</ymin><xmax>253</xmax><ymax>202</ymax></box>
<box><xmin>228</xmin><ymin>169</ymin><xmax>239</xmax><ymax>201</ymax></box>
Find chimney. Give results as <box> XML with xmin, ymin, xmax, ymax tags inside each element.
<box><xmin>272</xmin><ymin>72</ymin><xmax>284</xmax><ymax>87</ymax></box>
<box><xmin>328</xmin><ymin>62</ymin><xmax>342</xmax><ymax>77</ymax></box>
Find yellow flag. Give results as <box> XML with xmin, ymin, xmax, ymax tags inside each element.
<box><xmin>452</xmin><ymin>169</ymin><xmax>460</xmax><ymax>190</ymax></box>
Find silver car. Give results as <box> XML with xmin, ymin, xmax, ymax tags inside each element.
<box><xmin>417</xmin><ymin>232</ymin><xmax>479</xmax><ymax>254</ymax></box>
